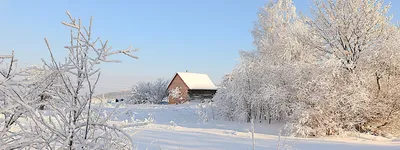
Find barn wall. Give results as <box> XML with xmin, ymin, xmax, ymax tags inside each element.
<box><xmin>168</xmin><ymin>74</ymin><xmax>189</xmax><ymax>104</ymax></box>
<box><xmin>188</xmin><ymin>90</ymin><xmax>217</xmax><ymax>101</ymax></box>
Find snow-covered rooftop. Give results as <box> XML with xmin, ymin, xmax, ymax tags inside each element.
<box><xmin>176</xmin><ymin>72</ymin><xmax>218</xmax><ymax>90</ymax></box>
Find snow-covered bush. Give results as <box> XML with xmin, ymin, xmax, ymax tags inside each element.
<box><xmin>169</xmin><ymin>86</ymin><xmax>186</xmax><ymax>104</ymax></box>
<box><xmin>0</xmin><ymin>52</ymin><xmax>60</xmax><ymax>148</ymax></box>
<box><xmin>130</xmin><ymin>78</ymin><xmax>169</xmax><ymax>104</ymax></box>
<box><xmin>0</xmin><ymin>51</ymin><xmax>27</xmax><ymax>147</ymax></box>
<box><xmin>196</xmin><ymin>102</ymin><xmax>216</xmax><ymax>123</ymax></box>
<box><xmin>169</xmin><ymin>87</ymin><xmax>181</xmax><ymax>98</ymax></box>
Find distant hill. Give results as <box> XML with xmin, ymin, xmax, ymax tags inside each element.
<box><xmin>95</xmin><ymin>89</ymin><xmax>131</xmax><ymax>100</ymax></box>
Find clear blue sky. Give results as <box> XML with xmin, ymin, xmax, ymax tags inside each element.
<box><xmin>1</xmin><ymin>0</ymin><xmax>399</xmax><ymax>93</ymax></box>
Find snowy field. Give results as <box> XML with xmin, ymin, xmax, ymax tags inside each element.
<box><xmin>99</xmin><ymin>102</ymin><xmax>400</xmax><ymax>150</ymax></box>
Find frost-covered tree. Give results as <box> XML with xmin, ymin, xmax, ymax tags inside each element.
<box><xmin>307</xmin><ymin>0</ymin><xmax>395</xmax><ymax>71</ymax></box>
<box><xmin>288</xmin><ymin>0</ymin><xmax>400</xmax><ymax>137</ymax></box>
<box><xmin>212</xmin><ymin>75</ymin><xmax>236</xmax><ymax>121</ymax></box>
<box><xmin>0</xmin><ymin>51</ymin><xmax>24</xmax><ymax>146</ymax></box>
<box><xmin>0</xmin><ymin>51</ymin><xmax>18</xmax><ymax>127</ymax></box>
<box><xmin>212</xmin><ymin>0</ymin><xmax>400</xmax><ymax>137</ymax></box>
<box><xmin>130</xmin><ymin>78</ymin><xmax>169</xmax><ymax>104</ymax></box>
<box><xmin>1</xmin><ymin>11</ymin><xmax>139</xmax><ymax>149</ymax></box>
<box><xmin>251</xmin><ymin>0</ymin><xmax>314</xmax><ymax>122</ymax></box>
<box><xmin>0</xmin><ymin>52</ymin><xmax>58</xmax><ymax>148</ymax></box>
<box><xmin>213</xmin><ymin>0</ymin><xmax>311</xmax><ymax>124</ymax></box>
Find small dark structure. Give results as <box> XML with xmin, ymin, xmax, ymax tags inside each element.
<box><xmin>115</xmin><ymin>98</ymin><xmax>124</xmax><ymax>102</ymax></box>
<box><xmin>167</xmin><ymin>72</ymin><xmax>217</xmax><ymax>104</ymax></box>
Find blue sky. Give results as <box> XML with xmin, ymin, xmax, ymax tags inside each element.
<box><xmin>1</xmin><ymin>0</ymin><xmax>399</xmax><ymax>93</ymax></box>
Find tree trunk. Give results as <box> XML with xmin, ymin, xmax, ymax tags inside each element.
<box><xmin>376</xmin><ymin>72</ymin><xmax>381</xmax><ymax>97</ymax></box>
<box><xmin>251</xmin><ymin>118</ymin><xmax>255</xmax><ymax>150</ymax></box>
<box><xmin>268</xmin><ymin>114</ymin><xmax>272</xmax><ymax>124</ymax></box>
<box><xmin>247</xmin><ymin>110</ymin><xmax>251</xmax><ymax>123</ymax></box>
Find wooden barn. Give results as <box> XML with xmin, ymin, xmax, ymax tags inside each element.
<box><xmin>167</xmin><ymin>72</ymin><xmax>218</xmax><ymax>104</ymax></box>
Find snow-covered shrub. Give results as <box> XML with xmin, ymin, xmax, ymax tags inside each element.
<box><xmin>212</xmin><ymin>85</ymin><xmax>236</xmax><ymax>121</ymax></box>
<box><xmin>130</xmin><ymin>78</ymin><xmax>169</xmax><ymax>104</ymax></box>
<box><xmin>0</xmin><ymin>51</ymin><xmax>28</xmax><ymax>147</ymax></box>
<box><xmin>0</xmin><ymin>52</ymin><xmax>63</xmax><ymax>148</ymax></box>
<box><xmin>169</xmin><ymin>86</ymin><xmax>186</xmax><ymax>104</ymax></box>
<box><xmin>196</xmin><ymin>102</ymin><xmax>216</xmax><ymax>123</ymax></box>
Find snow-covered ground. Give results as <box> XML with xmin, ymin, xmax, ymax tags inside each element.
<box><xmin>99</xmin><ymin>102</ymin><xmax>400</xmax><ymax>150</ymax></box>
